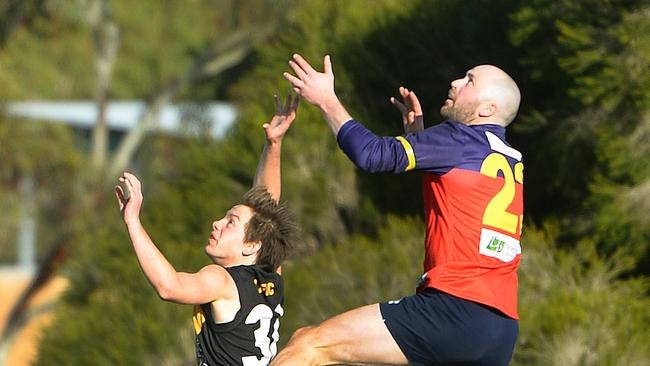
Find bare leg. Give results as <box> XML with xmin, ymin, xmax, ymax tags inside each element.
<box><xmin>272</xmin><ymin>304</ymin><xmax>408</xmax><ymax>366</ymax></box>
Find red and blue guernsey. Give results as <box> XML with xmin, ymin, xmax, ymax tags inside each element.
<box><xmin>337</xmin><ymin>119</ymin><xmax>524</xmax><ymax>319</ymax></box>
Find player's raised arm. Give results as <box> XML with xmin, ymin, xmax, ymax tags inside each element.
<box><xmin>253</xmin><ymin>93</ymin><xmax>299</xmax><ymax>201</ymax></box>
<box><xmin>115</xmin><ymin>172</ymin><xmax>230</xmax><ymax>304</ymax></box>
<box><xmin>284</xmin><ymin>54</ymin><xmax>352</xmax><ymax>135</ymax></box>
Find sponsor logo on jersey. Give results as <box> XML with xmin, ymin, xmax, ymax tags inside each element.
<box><xmin>479</xmin><ymin>228</ymin><xmax>521</xmax><ymax>262</ymax></box>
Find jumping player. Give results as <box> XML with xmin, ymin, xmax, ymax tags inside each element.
<box><xmin>273</xmin><ymin>55</ymin><xmax>523</xmax><ymax>366</ymax></box>
<box><xmin>115</xmin><ymin>94</ymin><xmax>299</xmax><ymax>366</ymax></box>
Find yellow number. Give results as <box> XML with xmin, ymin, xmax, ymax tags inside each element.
<box><xmin>514</xmin><ymin>162</ymin><xmax>524</xmax><ymax>235</ymax></box>
<box><xmin>480</xmin><ymin>153</ymin><xmax>523</xmax><ymax>234</ymax></box>
<box><xmin>514</xmin><ymin>162</ymin><xmax>523</xmax><ymax>184</ymax></box>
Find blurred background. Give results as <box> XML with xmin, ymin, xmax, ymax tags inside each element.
<box><xmin>0</xmin><ymin>0</ymin><xmax>649</xmax><ymax>365</ymax></box>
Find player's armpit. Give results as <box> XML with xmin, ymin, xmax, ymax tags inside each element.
<box><xmin>159</xmin><ymin>264</ymin><xmax>237</xmax><ymax>305</ymax></box>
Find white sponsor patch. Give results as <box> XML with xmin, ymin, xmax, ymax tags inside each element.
<box><xmin>479</xmin><ymin>228</ymin><xmax>521</xmax><ymax>262</ymax></box>
<box><xmin>485</xmin><ymin>131</ymin><xmax>522</xmax><ymax>161</ymax></box>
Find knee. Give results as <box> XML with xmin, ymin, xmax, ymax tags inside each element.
<box><xmin>274</xmin><ymin>326</ymin><xmax>324</xmax><ymax>366</ymax></box>
<box><xmin>286</xmin><ymin>325</ymin><xmax>317</xmax><ymax>347</ymax></box>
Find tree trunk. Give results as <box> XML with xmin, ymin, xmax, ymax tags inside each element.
<box><xmin>88</xmin><ymin>0</ymin><xmax>119</xmax><ymax>174</ymax></box>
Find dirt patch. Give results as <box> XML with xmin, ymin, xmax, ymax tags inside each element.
<box><xmin>1</xmin><ymin>268</ymin><xmax>68</xmax><ymax>366</ymax></box>
<box><xmin>0</xmin><ymin>268</ymin><xmax>32</xmax><ymax>331</ymax></box>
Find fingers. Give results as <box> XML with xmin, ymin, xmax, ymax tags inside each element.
<box><xmin>114</xmin><ymin>185</ymin><xmax>125</xmax><ymax>210</ymax></box>
<box><xmin>292</xmin><ymin>54</ymin><xmax>317</xmax><ymax>75</ymax></box>
<box><xmin>323</xmin><ymin>55</ymin><xmax>332</xmax><ymax>75</ymax></box>
<box><xmin>274</xmin><ymin>94</ymin><xmax>282</xmax><ymax>114</ymax></box>
<box><xmin>390</xmin><ymin>96</ymin><xmax>408</xmax><ymax>114</ymax></box>
<box><xmin>121</xmin><ymin>176</ymin><xmax>135</xmax><ymax>200</ymax></box>
<box><xmin>396</xmin><ymin>86</ymin><xmax>423</xmax><ymax>116</ymax></box>
<box><xmin>288</xmin><ymin>59</ymin><xmax>308</xmax><ymax>80</ymax></box>
<box><xmin>399</xmin><ymin>86</ymin><xmax>410</xmax><ymax>99</ymax></box>
<box><xmin>396</xmin><ymin>86</ymin><xmax>412</xmax><ymax>109</ymax></box>
<box><xmin>122</xmin><ymin>171</ymin><xmax>138</xmax><ymax>182</ymax></box>
<box><xmin>265</xmin><ymin>92</ymin><xmax>298</xmax><ymax>136</ymax></box>
<box><xmin>283</xmin><ymin>92</ymin><xmax>299</xmax><ymax>114</ymax></box>
<box><xmin>283</xmin><ymin>72</ymin><xmax>303</xmax><ymax>90</ymax></box>
<box><xmin>120</xmin><ymin>172</ymin><xmax>142</xmax><ymax>200</ymax></box>
<box><xmin>283</xmin><ymin>92</ymin><xmax>293</xmax><ymax>113</ymax></box>
<box><xmin>407</xmin><ymin>111</ymin><xmax>416</xmax><ymax>124</ymax></box>
<box><xmin>392</xmin><ymin>86</ymin><xmax>424</xmax><ymax>128</ymax></box>
<box><xmin>408</xmin><ymin>90</ymin><xmax>423</xmax><ymax>115</ymax></box>
<box><xmin>272</xmin><ymin>93</ymin><xmax>299</xmax><ymax>120</ymax></box>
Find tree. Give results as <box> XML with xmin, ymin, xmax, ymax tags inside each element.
<box><xmin>1</xmin><ymin>0</ymin><xmax>296</xmax><ymax>363</ymax></box>
<box><xmin>0</xmin><ymin>0</ymin><xmax>46</xmax><ymax>48</ymax></box>
<box><xmin>281</xmin><ymin>215</ymin><xmax>424</xmax><ymax>346</ymax></box>
<box><xmin>2</xmin><ymin>0</ymin><xmax>647</xmax><ymax>363</ymax></box>
<box><xmin>510</xmin><ymin>0</ymin><xmax>650</xmax><ymax>270</ymax></box>
<box><xmin>514</xmin><ymin>228</ymin><xmax>650</xmax><ymax>365</ymax></box>
<box><xmin>227</xmin><ymin>0</ymin><xmax>416</xmax><ymax>250</ymax></box>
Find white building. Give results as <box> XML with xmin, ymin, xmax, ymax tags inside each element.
<box><xmin>2</xmin><ymin>100</ymin><xmax>237</xmax><ymax>271</ymax></box>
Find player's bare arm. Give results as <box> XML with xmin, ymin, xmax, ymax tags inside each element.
<box><xmin>254</xmin><ymin>93</ymin><xmax>299</xmax><ymax>201</ymax></box>
<box><xmin>115</xmin><ymin>172</ymin><xmax>235</xmax><ymax>305</ymax></box>
<box><xmin>390</xmin><ymin>86</ymin><xmax>424</xmax><ymax>133</ymax></box>
<box><xmin>283</xmin><ymin>54</ymin><xmax>352</xmax><ymax>135</ymax></box>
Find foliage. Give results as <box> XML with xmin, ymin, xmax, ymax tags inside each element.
<box><xmin>35</xmin><ymin>133</ymin><xmax>232</xmax><ymax>365</ymax></box>
<box><xmin>0</xmin><ymin>0</ymin><xmax>47</xmax><ymax>48</ymax></box>
<box><xmin>508</xmin><ymin>0</ymin><xmax>631</xmax><ymax>221</ymax></box>
<box><xmin>515</xmin><ymin>228</ymin><xmax>650</xmax><ymax>366</ymax></box>
<box><xmin>281</xmin><ymin>215</ymin><xmax>424</xmax><ymax>346</ymax></box>
<box><xmin>0</xmin><ymin>0</ymin><xmax>647</xmax><ymax>364</ymax></box>
<box><xmin>225</xmin><ymin>0</ymin><xmax>413</xmax><ymax>250</ymax></box>
<box><xmin>505</xmin><ymin>0</ymin><xmax>650</xmax><ymax>274</ymax></box>
<box><xmin>0</xmin><ymin>0</ymin><xmax>290</xmax><ymax>100</ymax></box>
<box><xmin>0</xmin><ymin>117</ymin><xmax>80</xmax><ymax>262</ymax></box>
<box><xmin>37</xmin><ymin>198</ymin><xmax>197</xmax><ymax>365</ymax></box>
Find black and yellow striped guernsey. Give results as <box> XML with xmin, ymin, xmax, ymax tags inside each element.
<box><xmin>193</xmin><ymin>265</ymin><xmax>284</xmax><ymax>366</ymax></box>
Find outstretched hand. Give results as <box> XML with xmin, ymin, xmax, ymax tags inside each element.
<box><xmin>284</xmin><ymin>54</ymin><xmax>336</xmax><ymax>108</ymax></box>
<box><xmin>115</xmin><ymin>172</ymin><xmax>143</xmax><ymax>226</ymax></box>
<box><xmin>390</xmin><ymin>86</ymin><xmax>424</xmax><ymax>133</ymax></box>
<box><xmin>264</xmin><ymin>93</ymin><xmax>299</xmax><ymax>145</ymax></box>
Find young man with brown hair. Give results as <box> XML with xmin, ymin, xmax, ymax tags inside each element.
<box><xmin>115</xmin><ymin>94</ymin><xmax>299</xmax><ymax>366</ymax></box>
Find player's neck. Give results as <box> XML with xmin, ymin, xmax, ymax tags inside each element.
<box><xmin>464</xmin><ymin>117</ymin><xmax>504</xmax><ymax>127</ymax></box>
<box><xmin>217</xmin><ymin>256</ymin><xmax>257</xmax><ymax>268</ymax></box>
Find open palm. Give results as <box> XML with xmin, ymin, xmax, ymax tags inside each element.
<box><xmin>264</xmin><ymin>93</ymin><xmax>299</xmax><ymax>144</ymax></box>
<box><xmin>390</xmin><ymin>86</ymin><xmax>424</xmax><ymax>133</ymax></box>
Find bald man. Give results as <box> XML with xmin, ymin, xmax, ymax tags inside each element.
<box><xmin>273</xmin><ymin>55</ymin><xmax>524</xmax><ymax>366</ymax></box>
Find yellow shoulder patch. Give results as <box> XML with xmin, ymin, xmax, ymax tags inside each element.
<box><xmin>192</xmin><ymin>305</ymin><xmax>206</xmax><ymax>335</ymax></box>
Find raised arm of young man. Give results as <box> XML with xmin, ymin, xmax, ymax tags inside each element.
<box><xmin>253</xmin><ymin>93</ymin><xmax>299</xmax><ymax>201</ymax></box>
<box><xmin>252</xmin><ymin>93</ymin><xmax>299</xmax><ymax>275</ymax></box>
<box><xmin>114</xmin><ymin>94</ymin><xmax>298</xmax><ymax>305</ymax></box>
<box><xmin>115</xmin><ymin>171</ymin><xmax>233</xmax><ymax>305</ymax></box>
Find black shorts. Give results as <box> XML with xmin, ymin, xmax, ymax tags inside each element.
<box><xmin>379</xmin><ymin>289</ymin><xmax>518</xmax><ymax>366</ymax></box>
